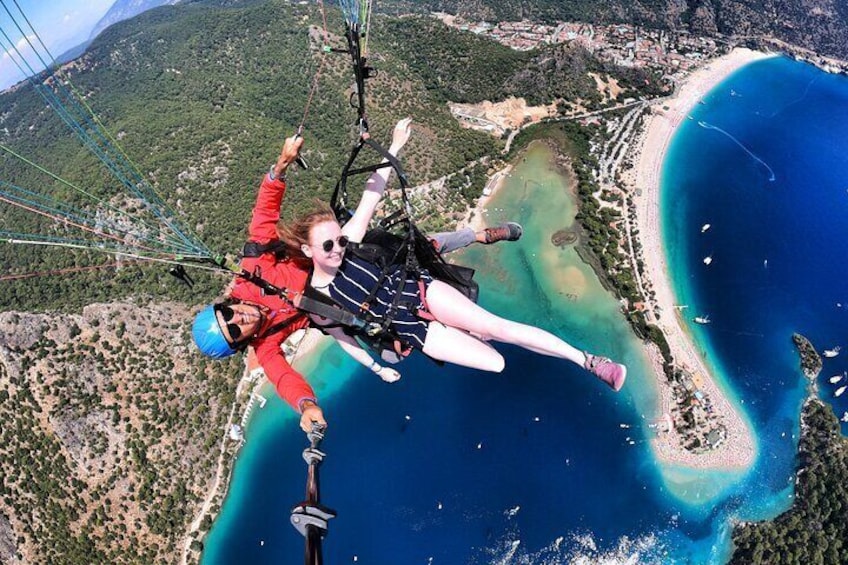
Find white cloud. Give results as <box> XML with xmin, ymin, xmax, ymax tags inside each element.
<box><xmin>16</xmin><ymin>34</ymin><xmax>36</xmax><ymax>51</ymax></box>
<box><xmin>0</xmin><ymin>34</ymin><xmax>40</xmax><ymax>90</ymax></box>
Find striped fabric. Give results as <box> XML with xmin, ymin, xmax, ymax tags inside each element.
<box><xmin>327</xmin><ymin>254</ymin><xmax>432</xmax><ymax>349</ymax></box>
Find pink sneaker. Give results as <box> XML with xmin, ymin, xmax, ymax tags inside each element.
<box><xmin>585</xmin><ymin>354</ymin><xmax>627</xmax><ymax>391</ymax></box>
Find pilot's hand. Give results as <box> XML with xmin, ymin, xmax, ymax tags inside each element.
<box><xmin>299</xmin><ymin>402</ymin><xmax>326</xmax><ymax>433</ymax></box>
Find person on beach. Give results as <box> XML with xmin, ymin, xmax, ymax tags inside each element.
<box><xmin>283</xmin><ymin>118</ymin><xmax>628</xmax><ymax>390</ymax></box>
<box><xmin>192</xmin><ymin>133</ymin><xmax>524</xmax><ymax>432</ymax></box>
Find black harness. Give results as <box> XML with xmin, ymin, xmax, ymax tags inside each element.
<box><xmin>324</xmin><ymin>24</ymin><xmax>479</xmax><ymax>340</ymax></box>
<box><xmin>242</xmin><ymin>240</ymin><xmax>289</xmax><ymax>260</ymax></box>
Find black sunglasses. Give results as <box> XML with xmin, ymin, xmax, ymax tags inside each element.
<box><xmin>214</xmin><ymin>304</ymin><xmax>242</xmax><ymax>342</ymax></box>
<box><xmin>319</xmin><ymin>235</ymin><xmax>349</xmax><ymax>253</ymax></box>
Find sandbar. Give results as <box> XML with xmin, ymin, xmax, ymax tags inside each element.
<box><xmin>630</xmin><ymin>48</ymin><xmax>777</xmax><ymax>470</ymax></box>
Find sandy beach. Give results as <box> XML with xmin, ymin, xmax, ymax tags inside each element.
<box><xmin>631</xmin><ymin>48</ymin><xmax>777</xmax><ymax>469</ymax></box>
<box><xmin>460</xmin><ymin>164</ymin><xmax>514</xmax><ymax>232</ymax></box>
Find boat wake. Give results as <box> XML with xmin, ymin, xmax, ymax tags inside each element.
<box><xmin>768</xmin><ymin>76</ymin><xmax>819</xmax><ymax>118</ymax></box>
<box><xmin>698</xmin><ymin>121</ymin><xmax>776</xmax><ymax>182</ymax></box>
<box><xmin>475</xmin><ymin>530</ymin><xmax>666</xmax><ymax>565</ymax></box>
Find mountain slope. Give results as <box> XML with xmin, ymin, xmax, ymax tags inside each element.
<box><xmin>89</xmin><ymin>0</ymin><xmax>183</xmax><ymax>41</ymax></box>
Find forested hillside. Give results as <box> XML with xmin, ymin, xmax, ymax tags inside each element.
<box><xmin>0</xmin><ymin>0</ymin><xmax>659</xmax><ymax>313</ymax></box>
<box><xmin>730</xmin><ymin>399</ymin><xmax>848</xmax><ymax>564</ymax></box>
<box><xmin>0</xmin><ymin>304</ymin><xmax>242</xmax><ymax>564</ymax></box>
<box><xmin>388</xmin><ymin>0</ymin><xmax>848</xmax><ymax>61</ymax></box>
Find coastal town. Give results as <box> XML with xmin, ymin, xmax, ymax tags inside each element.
<box><xmin>437</xmin><ymin>14</ymin><xmax>724</xmax><ymax>79</ymax></box>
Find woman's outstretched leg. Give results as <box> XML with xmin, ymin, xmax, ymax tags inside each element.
<box><xmin>421</xmin><ymin>322</ymin><xmax>505</xmax><ymax>372</ymax></box>
<box><xmin>423</xmin><ymin>280</ymin><xmax>626</xmax><ymax>390</ymax></box>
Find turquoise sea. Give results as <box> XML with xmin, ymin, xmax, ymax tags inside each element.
<box><xmin>202</xmin><ymin>56</ymin><xmax>848</xmax><ymax>564</ymax></box>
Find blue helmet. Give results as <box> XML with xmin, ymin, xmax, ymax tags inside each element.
<box><xmin>192</xmin><ymin>305</ymin><xmax>237</xmax><ymax>359</ymax></box>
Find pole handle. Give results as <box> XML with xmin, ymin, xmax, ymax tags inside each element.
<box><xmin>294</xmin><ymin>127</ymin><xmax>309</xmax><ymax>170</ymax></box>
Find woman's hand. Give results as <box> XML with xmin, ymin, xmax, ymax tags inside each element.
<box><xmin>376</xmin><ymin>366</ymin><xmax>401</xmax><ymax>383</ymax></box>
<box><xmin>389</xmin><ymin>117</ymin><xmax>412</xmax><ymax>153</ymax></box>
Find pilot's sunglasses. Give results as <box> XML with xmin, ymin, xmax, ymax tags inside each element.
<box><xmin>214</xmin><ymin>304</ymin><xmax>242</xmax><ymax>341</ymax></box>
<box><xmin>320</xmin><ymin>235</ymin><xmax>349</xmax><ymax>253</ymax></box>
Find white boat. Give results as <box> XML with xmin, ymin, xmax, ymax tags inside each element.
<box><xmin>824</xmin><ymin>346</ymin><xmax>841</xmax><ymax>358</ymax></box>
<box><xmin>701</xmin><ymin>223</ymin><xmax>711</xmax><ymax>233</ymax></box>
<box><xmin>835</xmin><ymin>385</ymin><xmax>846</xmax><ymax>397</ymax></box>
<box><xmin>693</xmin><ymin>315</ymin><xmax>711</xmax><ymax>325</ymax></box>
<box><xmin>841</xmin><ymin>412</ymin><xmax>848</xmax><ymax>423</ymax></box>
<box><xmin>703</xmin><ymin>255</ymin><xmax>713</xmax><ymax>265</ymax></box>
<box><xmin>829</xmin><ymin>372</ymin><xmax>845</xmax><ymax>384</ymax></box>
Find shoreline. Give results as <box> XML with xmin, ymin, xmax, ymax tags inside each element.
<box><xmin>460</xmin><ymin>164</ymin><xmax>513</xmax><ymax>232</ymax></box>
<box><xmin>630</xmin><ymin>47</ymin><xmax>777</xmax><ymax>470</ymax></box>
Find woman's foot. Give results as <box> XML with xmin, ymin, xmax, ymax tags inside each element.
<box><xmin>584</xmin><ymin>353</ymin><xmax>627</xmax><ymax>391</ymax></box>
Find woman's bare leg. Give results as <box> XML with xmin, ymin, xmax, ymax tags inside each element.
<box><xmin>424</xmin><ymin>280</ymin><xmax>586</xmax><ymax>365</ymax></box>
<box><xmin>423</xmin><ymin>281</ymin><xmax>627</xmax><ymax>390</ymax></box>
<box><xmin>421</xmin><ymin>322</ymin><xmax>505</xmax><ymax>372</ymax></box>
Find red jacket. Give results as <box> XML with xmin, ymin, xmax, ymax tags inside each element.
<box><xmin>229</xmin><ymin>172</ymin><xmax>314</xmax><ymax>412</ymax></box>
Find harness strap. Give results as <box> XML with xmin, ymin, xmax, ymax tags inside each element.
<box><xmin>380</xmin><ymin>231</ymin><xmax>417</xmax><ymax>333</ymax></box>
<box><xmin>358</xmin><ymin>230</ymin><xmax>407</xmax><ymax>319</ymax></box>
<box><xmin>415</xmin><ymin>278</ymin><xmax>435</xmax><ymax>321</ymax></box>
<box><xmin>258</xmin><ymin>314</ymin><xmax>302</xmax><ymax>341</ymax></box>
<box><xmin>295</xmin><ymin>293</ymin><xmax>366</xmax><ymax>330</ymax></box>
<box><xmin>242</xmin><ymin>240</ymin><xmax>288</xmax><ymax>258</ymax></box>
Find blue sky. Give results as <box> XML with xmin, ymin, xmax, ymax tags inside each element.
<box><xmin>0</xmin><ymin>0</ymin><xmax>115</xmax><ymax>91</ymax></box>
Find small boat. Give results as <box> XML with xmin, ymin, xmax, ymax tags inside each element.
<box><xmin>694</xmin><ymin>315</ymin><xmax>711</xmax><ymax>325</ymax></box>
<box><xmin>841</xmin><ymin>412</ymin><xmax>848</xmax><ymax>423</ymax></box>
<box><xmin>703</xmin><ymin>255</ymin><xmax>713</xmax><ymax>265</ymax></box>
<box><xmin>824</xmin><ymin>346</ymin><xmax>841</xmax><ymax>358</ymax></box>
<box><xmin>835</xmin><ymin>385</ymin><xmax>846</xmax><ymax>397</ymax></box>
<box><xmin>829</xmin><ymin>372</ymin><xmax>845</xmax><ymax>384</ymax></box>
<box><xmin>701</xmin><ymin>223</ymin><xmax>711</xmax><ymax>233</ymax></box>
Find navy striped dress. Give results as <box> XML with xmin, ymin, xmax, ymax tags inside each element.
<box><xmin>325</xmin><ymin>254</ymin><xmax>433</xmax><ymax>349</ymax></box>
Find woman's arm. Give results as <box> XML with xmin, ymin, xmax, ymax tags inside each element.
<box><xmin>321</xmin><ymin>324</ymin><xmax>401</xmax><ymax>383</ymax></box>
<box><xmin>342</xmin><ymin>118</ymin><xmax>412</xmax><ymax>242</ymax></box>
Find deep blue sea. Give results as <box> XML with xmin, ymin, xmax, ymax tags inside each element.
<box><xmin>201</xmin><ymin>56</ymin><xmax>848</xmax><ymax>564</ymax></box>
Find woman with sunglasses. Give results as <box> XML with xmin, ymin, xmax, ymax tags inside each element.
<box><xmin>285</xmin><ymin>118</ymin><xmax>627</xmax><ymax>392</ymax></box>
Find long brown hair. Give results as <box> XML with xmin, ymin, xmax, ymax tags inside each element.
<box><xmin>277</xmin><ymin>200</ymin><xmax>338</xmax><ymax>268</ymax></box>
